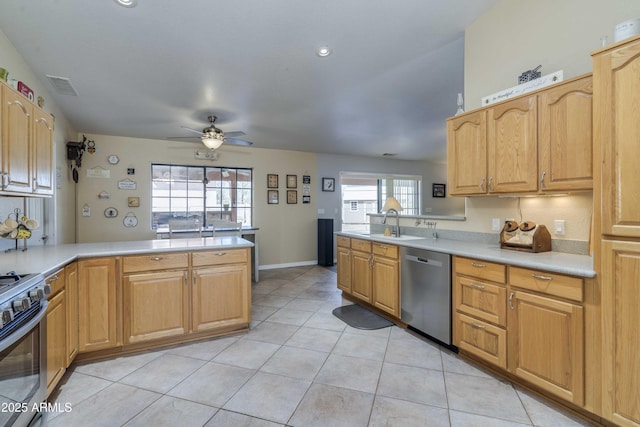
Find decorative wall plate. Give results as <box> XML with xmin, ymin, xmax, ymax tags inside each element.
<box><xmin>107</xmin><ymin>154</ymin><xmax>120</xmax><ymax>165</ymax></box>
<box><xmin>123</xmin><ymin>213</ymin><xmax>138</xmax><ymax>227</ymax></box>
<box><xmin>104</xmin><ymin>207</ymin><xmax>118</xmax><ymax>218</ymax></box>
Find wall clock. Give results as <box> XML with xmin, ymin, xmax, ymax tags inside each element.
<box><xmin>104</xmin><ymin>207</ymin><xmax>118</xmax><ymax>218</ymax></box>
<box><xmin>123</xmin><ymin>213</ymin><xmax>138</xmax><ymax>227</ymax></box>
<box><xmin>107</xmin><ymin>154</ymin><xmax>120</xmax><ymax>165</ymax></box>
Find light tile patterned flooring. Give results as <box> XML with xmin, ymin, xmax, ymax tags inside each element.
<box><xmin>49</xmin><ymin>266</ymin><xmax>595</xmax><ymax>426</ymax></box>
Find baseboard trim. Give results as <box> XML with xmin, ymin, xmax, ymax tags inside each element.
<box><xmin>259</xmin><ymin>260</ymin><xmax>318</xmax><ymax>270</ymax></box>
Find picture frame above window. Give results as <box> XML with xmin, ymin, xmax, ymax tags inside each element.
<box><xmin>268</xmin><ymin>190</ymin><xmax>279</xmax><ymax>204</ymax></box>
<box><xmin>322</xmin><ymin>177</ymin><xmax>335</xmax><ymax>192</ymax></box>
<box><xmin>267</xmin><ymin>174</ymin><xmax>279</xmax><ymax>188</ymax></box>
<box><xmin>287</xmin><ymin>174</ymin><xmax>297</xmax><ymax>188</ymax></box>
<box><xmin>432</xmin><ymin>183</ymin><xmax>446</xmax><ymax>198</ymax></box>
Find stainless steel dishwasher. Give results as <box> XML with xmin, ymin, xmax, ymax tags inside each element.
<box><xmin>400</xmin><ymin>246</ymin><xmax>452</xmax><ymax>346</ymax></box>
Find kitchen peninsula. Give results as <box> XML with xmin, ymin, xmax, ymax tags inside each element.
<box><xmin>1</xmin><ymin>236</ymin><xmax>254</xmax><ymax>397</ymax></box>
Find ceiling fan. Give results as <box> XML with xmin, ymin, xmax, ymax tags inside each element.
<box><xmin>169</xmin><ymin>115</ymin><xmax>253</xmax><ymax>149</ymax></box>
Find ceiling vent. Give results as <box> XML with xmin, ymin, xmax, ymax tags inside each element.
<box><xmin>45</xmin><ymin>75</ymin><xmax>79</xmax><ymax>96</ymax></box>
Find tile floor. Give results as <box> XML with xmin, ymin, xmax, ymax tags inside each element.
<box><xmin>48</xmin><ymin>266</ymin><xmax>595</xmax><ymax>427</ymax></box>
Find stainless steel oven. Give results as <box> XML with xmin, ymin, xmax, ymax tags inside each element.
<box><xmin>0</xmin><ymin>274</ymin><xmax>48</xmax><ymax>427</ymax></box>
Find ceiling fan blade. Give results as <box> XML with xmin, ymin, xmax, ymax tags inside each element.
<box><xmin>224</xmin><ymin>131</ymin><xmax>246</xmax><ymax>138</ymax></box>
<box><xmin>181</xmin><ymin>126</ymin><xmax>205</xmax><ymax>136</ymax></box>
<box><xmin>224</xmin><ymin>137</ymin><xmax>253</xmax><ymax>146</ymax></box>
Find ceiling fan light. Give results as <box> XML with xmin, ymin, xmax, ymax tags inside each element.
<box><xmin>114</xmin><ymin>0</ymin><xmax>137</xmax><ymax>7</ymax></box>
<box><xmin>316</xmin><ymin>46</ymin><xmax>332</xmax><ymax>57</ymax></box>
<box><xmin>201</xmin><ymin>133</ymin><xmax>224</xmax><ymax>150</ymax></box>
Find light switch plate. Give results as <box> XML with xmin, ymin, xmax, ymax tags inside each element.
<box><xmin>491</xmin><ymin>218</ymin><xmax>501</xmax><ymax>231</ymax></box>
<box><xmin>554</xmin><ymin>219</ymin><xmax>566</xmax><ymax>235</ymax></box>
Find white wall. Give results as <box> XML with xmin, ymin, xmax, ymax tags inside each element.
<box><xmin>0</xmin><ymin>28</ymin><xmax>78</xmax><ymax>250</ymax></box>
<box><xmin>75</xmin><ymin>134</ymin><xmax>318</xmax><ymax>267</ymax></box>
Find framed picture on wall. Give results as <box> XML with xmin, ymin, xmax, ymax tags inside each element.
<box><xmin>322</xmin><ymin>177</ymin><xmax>335</xmax><ymax>192</ymax></box>
<box><xmin>287</xmin><ymin>190</ymin><xmax>297</xmax><ymax>204</ymax></box>
<box><xmin>268</xmin><ymin>190</ymin><xmax>279</xmax><ymax>204</ymax></box>
<box><xmin>432</xmin><ymin>183</ymin><xmax>446</xmax><ymax>198</ymax></box>
<box><xmin>287</xmin><ymin>174</ymin><xmax>297</xmax><ymax>188</ymax></box>
<box><xmin>267</xmin><ymin>174</ymin><xmax>279</xmax><ymax>188</ymax></box>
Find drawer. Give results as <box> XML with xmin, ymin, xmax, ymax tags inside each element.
<box><xmin>351</xmin><ymin>238</ymin><xmax>372</xmax><ymax>253</ymax></box>
<box><xmin>372</xmin><ymin>243</ymin><xmax>398</xmax><ymax>259</ymax></box>
<box><xmin>45</xmin><ymin>269</ymin><xmax>65</xmax><ymax>299</ymax></box>
<box><xmin>192</xmin><ymin>248</ymin><xmax>248</xmax><ymax>267</ymax></box>
<box><xmin>123</xmin><ymin>252</ymin><xmax>188</xmax><ymax>273</ymax></box>
<box><xmin>337</xmin><ymin>236</ymin><xmax>350</xmax><ymax>248</ymax></box>
<box><xmin>509</xmin><ymin>266</ymin><xmax>583</xmax><ymax>302</ymax></box>
<box><xmin>454</xmin><ymin>275</ymin><xmax>507</xmax><ymax>327</ymax></box>
<box><xmin>454</xmin><ymin>312</ymin><xmax>507</xmax><ymax>369</ymax></box>
<box><xmin>455</xmin><ymin>257</ymin><xmax>506</xmax><ymax>284</ymax></box>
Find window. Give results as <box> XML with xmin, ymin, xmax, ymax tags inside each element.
<box><xmin>340</xmin><ymin>172</ymin><xmax>421</xmax><ymax>232</ymax></box>
<box><xmin>151</xmin><ymin>164</ymin><xmax>252</xmax><ymax>229</ymax></box>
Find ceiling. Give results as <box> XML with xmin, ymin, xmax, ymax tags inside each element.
<box><xmin>0</xmin><ymin>0</ymin><xmax>497</xmax><ymax>161</ymax></box>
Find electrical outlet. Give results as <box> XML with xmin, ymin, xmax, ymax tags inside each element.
<box><xmin>491</xmin><ymin>218</ymin><xmax>501</xmax><ymax>231</ymax></box>
<box><xmin>554</xmin><ymin>219</ymin><xmax>566</xmax><ymax>235</ymax></box>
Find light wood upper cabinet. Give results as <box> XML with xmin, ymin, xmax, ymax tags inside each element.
<box><xmin>594</xmin><ymin>38</ymin><xmax>640</xmax><ymax>238</ymax></box>
<box><xmin>0</xmin><ymin>81</ymin><xmax>54</xmax><ymax>196</ymax></box>
<box><xmin>447</xmin><ymin>75</ymin><xmax>593</xmax><ymax>196</ymax></box>
<box><xmin>447</xmin><ymin>110</ymin><xmax>487</xmax><ymax>195</ymax></box>
<box><xmin>32</xmin><ymin>107</ymin><xmax>54</xmax><ymax>195</ymax></box>
<box><xmin>487</xmin><ymin>95</ymin><xmax>538</xmax><ymax>193</ymax></box>
<box><xmin>78</xmin><ymin>258</ymin><xmax>120</xmax><ymax>352</ymax></box>
<box><xmin>538</xmin><ymin>76</ymin><xmax>593</xmax><ymax>191</ymax></box>
<box><xmin>123</xmin><ymin>270</ymin><xmax>189</xmax><ymax>343</ymax></box>
<box><xmin>1</xmin><ymin>85</ymin><xmax>33</xmax><ymax>193</ymax></box>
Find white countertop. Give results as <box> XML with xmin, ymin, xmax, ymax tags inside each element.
<box><xmin>0</xmin><ymin>236</ymin><xmax>254</xmax><ymax>277</ymax></box>
<box><xmin>337</xmin><ymin>231</ymin><xmax>595</xmax><ymax>278</ymax></box>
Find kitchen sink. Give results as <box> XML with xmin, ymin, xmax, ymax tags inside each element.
<box><xmin>369</xmin><ymin>234</ymin><xmax>425</xmax><ymax>241</ymax></box>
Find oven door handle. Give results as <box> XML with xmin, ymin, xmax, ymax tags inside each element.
<box><xmin>0</xmin><ymin>300</ymin><xmax>48</xmax><ymax>353</ymax></box>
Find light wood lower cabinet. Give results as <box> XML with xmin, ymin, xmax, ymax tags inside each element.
<box><xmin>336</xmin><ymin>237</ymin><xmax>400</xmax><ymax>318</ymax></box>
<box><xmin>508</xmin><ymin>289</ymin><xmax>584</xmax><ymax>406</ymax></box>
<box><xmin>65</xmin><ymin>262</ymin><xmax>79</xmax><ymax>366</ymax></box>
<box><xmin>46</xmin><ymin>287</ymin><xmax>66</xmax><ymax>397</ymax></box>
<box><xmin>601</xmin><ymin>239</ymin><xmax>640</xmax><ymax>426</ymax></box>
<box><xmin>123</xmin><ymin>270</ymin><xmax>189</xmax><ymax>343</ymax></box>
<box><xmin>192</xmin><ymin>263</ymin><xmax>250</xmax><ymax>332</ymax></box>
<box><xmin>453</xmin><ymin>256</ymin><xmax>586</xmax><ymax>407</ymax></box>
<box><xmin>336</xmin><ymin>243</ymin><xmax>351</xmax><ymax>294</ymax></box>
<box><xmin>78</xmin><ymin>258</ymin><xmax>120</xmax><ymax>352</ymax></box>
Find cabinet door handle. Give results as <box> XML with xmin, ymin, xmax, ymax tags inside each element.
<box><xmin>2</xmin><ymin>173</ymin><xmax>8</xmax><ymax>188</ymax></box>
<box><xmin>149</xmin><ymin>257</ymin><xmax>163</xmax><ymax>261</ymax></box>
<box><xmin>184</xmin><ymin>274</ymin><xmax>187</xmax><ymax>286</ymax></box>
<box><xmin>480</xmin><ymin>177</ymin><xmax>485</xmax><ymax>191</ymax></box>
<box><xmin>488</xmin><ymin>176</ymin><xmax>494</xmax><ymax>192</ymax></box>
<box><xmin>471</xmin><ymin>263</ymin><xmax>486</xmax><ymax>268</ymax></box>
<box><xmin>32</xmin><ymin>178</ymin><xmax>38</xmax><ymax>189</ymax></box>
<box><xmin>470</xmin><ymin>283</ymin><xmax>486</xmax><ymax>290</ymax></box>
<box><xmin>540</xmin><ymin>171</ymin><xmax>546</xmax><ymax>189</ymax></box>
<box><xmin>509</xmin><ymin>291</ymin><xmax>515</xmax><ymax>310</ymax></box>
<box><xmin>531</xmin><ymin>274</ymin><xmax>553</xmax><ymax>281</ymax></box>
<box><xmin>471</xmin><ymin>322</ymin><xmax>486</xmax><ymax>330</ymax></box>
<box><xmin>214</xmin><ymin>252</ymin><xmax>227</xmax><ymax>256</ymax></box>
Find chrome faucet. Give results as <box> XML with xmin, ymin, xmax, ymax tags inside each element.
<box><xmin>383</xmin><ymin>208</ymin><xmax>400</xmax><ymax>237</ymax></box>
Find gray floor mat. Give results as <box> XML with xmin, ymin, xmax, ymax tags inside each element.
<box><xmin>332</xmin><ymin>304</ymin><xmax>393</xmax><ymax>330</ymax></box>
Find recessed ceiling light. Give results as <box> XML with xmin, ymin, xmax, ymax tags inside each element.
<box><xmin>114</xmin><ymin>0</ymin><xmax>137</xmax><ymax>8</ymax></box>
<box><xmin>316</xmin><ymin>46</ymin><xmax>332</xmax><ymax>57</ymax></box>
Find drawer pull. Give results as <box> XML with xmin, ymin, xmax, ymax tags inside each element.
<box><xmin>471</xmin><ymin>322</ymin><xmax>486</xmax><ymax>330</ymax></box>
<box><xmin>214</xmin><ymin>252</ymin><xmax>228</xmax><ymax>256</ymax></box>
<box><xmin>46</xmin><ymin>274</ymin><xmax>59</xmax><ymax>283</ymax></box>
<box><xmin>378</xmin><ymin>245</ymin><xmax>388</xmax><ymax>249</ymax></box>
<box><xmin>531</xmin><ymin>274</ymin><xmax>553</xmax><ymax>281</ymax></box>
<box><xmin>149</xmin><ymin>257</ymin><xmax>163</xmax><ymax>261</ymax></box>
<box><xmin>471</xmin><ymin>263</ymin><xmax>486</xmax><ymax>268</ymax></box>
<box><xmin>470</xmin><ymin>283</ymin><xmax>486</xmax><ymax>290</ymax></box>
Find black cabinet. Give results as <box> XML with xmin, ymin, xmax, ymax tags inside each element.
<box><xmin>317</xmin><ymin>218</ymin><xmax>334</xmax><ymax>266</ymax></box>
